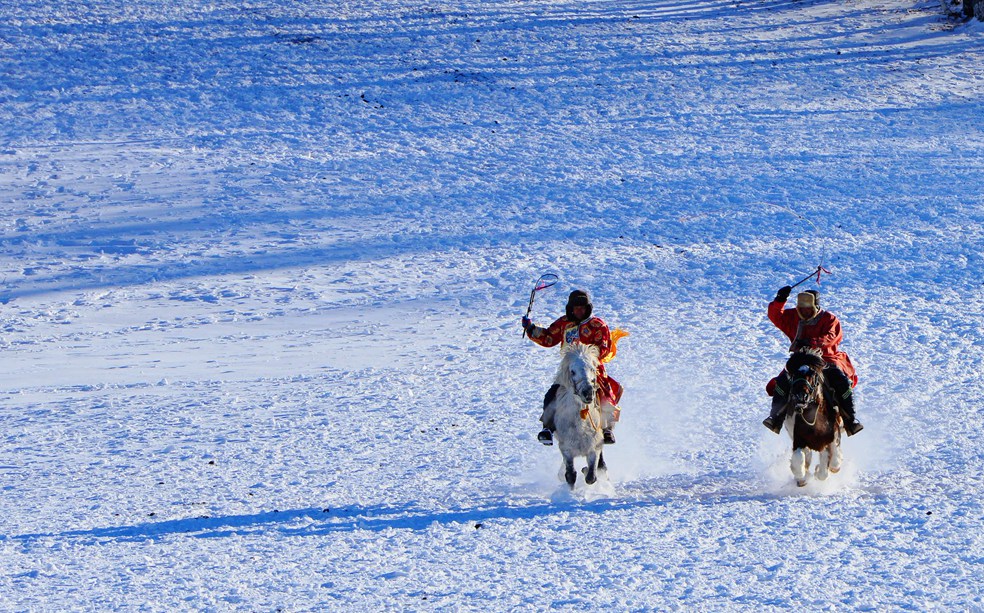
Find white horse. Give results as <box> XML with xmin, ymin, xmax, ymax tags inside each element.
<box><xmin>548</xmin><ymin>343</ymin><xmax>608</xmax><ymax>488</ymax></box>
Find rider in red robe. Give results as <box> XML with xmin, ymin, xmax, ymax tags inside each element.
<box><xmin>763</xmin><ymin>287</ymin><xmax>863</xmax><ymax>435</ymax></box>
<box><xmin>523</xmin><ymin>289</ymin><xmax>623</xmax><ymax>445</ymax></box>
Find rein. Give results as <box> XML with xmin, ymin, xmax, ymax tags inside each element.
<box><xmin>579</xmin><ymin>401</ymin><xmax>602</xmax><ymax>432</ymax></box>
<box><xmin>789</xmin><ymin>373</ymin><xmax>824</xmax><ymax>427</ymax></box>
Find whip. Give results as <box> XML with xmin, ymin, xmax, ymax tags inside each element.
<box><xmin>769</xmin><ymin>202</ymin><xmax>831</xmax><ymax>288</ymax></box>
<box><xmin>522</xmin><ymin>273</ymin><xmax>559</xmax><ymax>337</ymax></box>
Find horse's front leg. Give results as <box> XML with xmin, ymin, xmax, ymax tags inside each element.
<box><xmin>791</xmin><ymin>447</ymin><xmax>808</xmax><ymax>487</ymax></box>
<box><xmin>562</xmin><ymin>451</ymin><xmax>577</xmax><ymax>489</ymax></box>
<box><xmin>583</xmin><ymin>450</ymin><xmax>599</xmax><ymax>485</ymax></box>
<box><xmin>815</xmin><ymin>447</ymin><xmax>830</xmax><ymax>481</ymax></box>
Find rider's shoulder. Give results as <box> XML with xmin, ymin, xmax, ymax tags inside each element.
<box><xmin>583</xmin><ymin>315</ymin><xmax>608</xmax><ymax>328</ymax></box>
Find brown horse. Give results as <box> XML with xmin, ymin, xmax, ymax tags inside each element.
<box><xmin>782</xmin><ymin>348</ymin><xmax>843</xmax><ymax>487</ymax></box>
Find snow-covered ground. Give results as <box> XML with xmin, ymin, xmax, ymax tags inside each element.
<box><xmin>1</xmin><ymin>0</ymin><xmax>982</xmax><ymax>609</ymax></box>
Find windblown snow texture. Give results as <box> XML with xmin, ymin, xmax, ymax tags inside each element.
<box><xmin>0</xmin><ymin>0</ymin><xmax>982</xmax><ymax>609</ymax></box>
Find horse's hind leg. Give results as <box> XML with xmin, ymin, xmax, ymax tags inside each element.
<box><xmin>598</xmin><ymin>450</ymin><xmax>607</xmax><ymax>472</ymax></box>
<box><xmin>829</xmin><ymin>436</ymin><xmax>843</xmax><ymax>474</ymax></box>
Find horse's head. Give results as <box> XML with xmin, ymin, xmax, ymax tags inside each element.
<box><xmin>558</xmin><ymin>343</ymin><xmax>600</xmax><ymax>405</ymax></box>
<box><xmin>784</xmin><ymin>348</ymin><xmax>826</xmax><ymax>412</ymax></box>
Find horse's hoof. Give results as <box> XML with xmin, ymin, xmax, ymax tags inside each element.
<box><xmin>796</xmin><ymin>479</ymin><xmax>807</xmax><ymax>487</ymax></box>
<box><xmin>829</xmin><ymin>466</ymin><xmax>841</xmax><ymax>474</ymax></box>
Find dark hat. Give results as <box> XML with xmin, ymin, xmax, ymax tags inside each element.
<box><xmin>566</xmin><ymin>289</ymin><xmax>593</xmax><ymax>322</ymax></box>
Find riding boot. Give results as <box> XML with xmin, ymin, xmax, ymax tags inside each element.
<box><xmin>763</xmin><ymin>393</ymin><xmax>786</xmax><ymax>434</ymax></box>
<box><xmin>602</xmin><ymin>428</ymin><xmax>615</xmax><ymax>445</ymax></box>
<box><xmin>827</xmin><ymin>367</ymin><xmax>863</xmax><ymax>436</ymax></box>
<box><xmin>537</xmin><ymin>384</ymin><xmax>560</xmax><ymax>445</ymax></box>
<box><xmin>837</xmin><ymin>392</ymin><xmax>863</xmax><ymax>436</ymax></box>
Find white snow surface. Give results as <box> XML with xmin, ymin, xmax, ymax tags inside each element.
<box><xmin>1</xmin><ymin>0</ymin><xmax>983</xmax><ymax>610</ymax></box>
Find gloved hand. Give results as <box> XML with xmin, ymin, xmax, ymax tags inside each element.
<box><xmin>522</xmin><ymin>316</ymin><xmax>533</xmax><ymax>332</ymax></box>
<box><xmin>774</xmin><ymin>285</ymin><xmax>792</xmax><ymax>302</ymax></box>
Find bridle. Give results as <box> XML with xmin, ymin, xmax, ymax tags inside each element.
<box><xmin>787</xmin><ymin>366</ymin><xmax>825</xmax><ymax>427</ymax></box>
<box><xmin>566</xmin><ymin>350</ymin><xmax>602</xmax><ymax>432</ymax></box>
<box><xmin>579</xmin><ymin>399</ymin><xmax>603</xmax><ymax>432</ymax></box>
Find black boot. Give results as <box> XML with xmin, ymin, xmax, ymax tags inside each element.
<box><xmin>538</xmin><ymin>385</ymin><xmax>559</xmax><ymax>446</ymax></box>
<box><xmin>763</xmin><ymin>394</ymin><xmax>786</xmax><ymax>434</ymax></box>
<box><xmin>828</xmin><ymin>367</ymin><xmax>863</xmax><ymax>436</ymax></box>
<box><xmin>839</xmin><ymin>398</ymin><xmax>864</xmax><ymax>436</ymax></box>
<box><xmin>602</xmin><ymin>428</ymin><xmax>615</xmax><ymax>445</ymax></box>
<box><xmin>762</xmin><ymin>415</ymin><xmax>783</xmax><ymax>434</ymax></box>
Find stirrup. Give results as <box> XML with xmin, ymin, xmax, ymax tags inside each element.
<box><xmin>537</xmin><ymin>429</ymin><xmax>553</xmax><ymax>446</ymax></box>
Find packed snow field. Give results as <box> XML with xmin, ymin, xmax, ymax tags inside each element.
<box><xmin>1</xmin><ymin>0</ymin><xmax>982</xmax><ymax>609</ymax></box>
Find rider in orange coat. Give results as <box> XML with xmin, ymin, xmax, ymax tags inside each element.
<box><xmin>523</xmin><ymin>289</ymin><xmax>623</xmax><ymax>445</ymax></box>
<box><xmin>763</xmin><ymin>287</ymin><xmax>863</xmax><ymax>435</ymax></box>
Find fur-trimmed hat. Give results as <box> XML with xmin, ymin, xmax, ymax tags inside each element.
<box><xmin>566</xmin><ymin>289</ymin><xmax>593</xmax><ymax>322</ymax></box>
<box><xmin>796</xmin><ymin>290</ymin><xmax>820</xmax><ymax>320</ymax></box>
<box><xmin>796</xmin><ymin>290</ymin><xmax>820</xmax><ymax>309</ymax></box>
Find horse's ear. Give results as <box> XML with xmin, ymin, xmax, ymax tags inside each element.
<box><xmin>788</xmin><ymin>349</ymin><xmax>825</xmax><ymax>372</ymax></box>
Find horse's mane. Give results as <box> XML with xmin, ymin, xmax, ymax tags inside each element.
<box><xmin>560</xmin><ymin>342</ymin><xmax>600</xmax><ymax>365</ymax></box>
<box><xmin>555</xmin><ymin>343</ymin><xmax>600</xmax><ymax>383</ymax></box>
<box><xmin>786</xmin><ymin>347</ymin><xmax>826</xmax><ymax>373</ymax></box>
